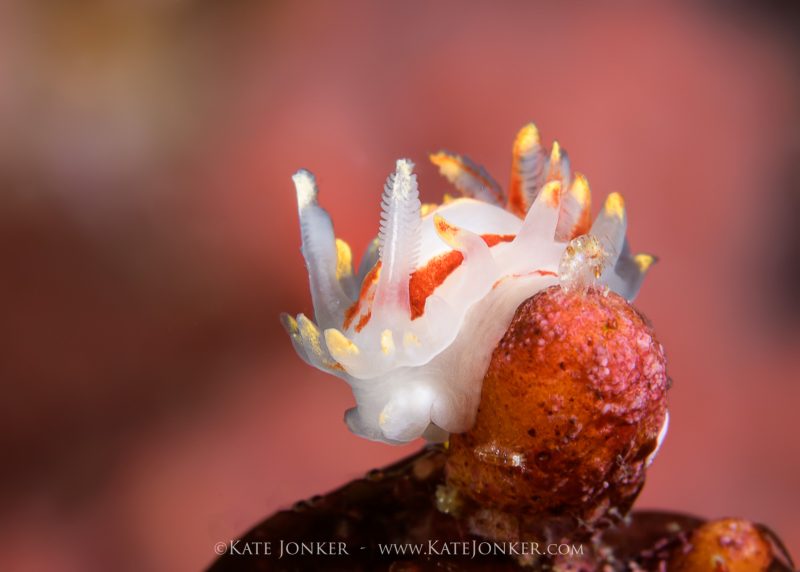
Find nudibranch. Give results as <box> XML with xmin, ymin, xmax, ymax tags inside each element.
<box><xmin>281</xmin><ymin>124</ymin><xmax>656</xmax><ymax>444</ymax></box>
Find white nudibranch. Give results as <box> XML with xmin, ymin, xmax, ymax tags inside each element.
<box><xmin>281</xmin><ymin>124</ymin><xmax>656</xmax><ymax>444</ymax></box>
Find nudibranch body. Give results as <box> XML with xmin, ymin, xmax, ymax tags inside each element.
<box><xmin>282</xmin><ymin>124</ymin><xmax>655</xmax><ymax>444</ymax></box>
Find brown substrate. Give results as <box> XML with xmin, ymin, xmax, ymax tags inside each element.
<box><xmin>207</xmin><ymin>446</ymin><xmax>795</xmax><ymax>572</ymax></box>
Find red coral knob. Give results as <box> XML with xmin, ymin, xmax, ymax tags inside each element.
<box><xmin>668</xmin><ymin>518</ymin><xmax>774</xmax><ymax>572</ymax></box>
<box><xmin>446</xmin><ymin>285</ymin><xmax>669</xmax><ymax>535</ymax></box>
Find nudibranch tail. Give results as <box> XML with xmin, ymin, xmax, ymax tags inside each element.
<box><xmin>284</xmin><ymin>123</ymin><xmax>657</xmax><ymax>444</ymax></box>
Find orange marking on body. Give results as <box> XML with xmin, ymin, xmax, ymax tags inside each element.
<box><xmin>570</xmin><ymin>218</ymin><xmax>591</xmax><ymax>239</ymax></box>
<box><xmin>434</xmin><ymin>215</ymin><xmax>453</xmax><ymax>235</ymax></box>
<box><xmin>345</xmin><ymin>234</ymin><xmax>518</xmax><ymax>327</ymax></box>
<box><xmin>409</xmin><ymin>251</ymin><xmax>464</xmax><ymax>319</ymax></box>
<box><xmin>481</xmin><ymin>233</ymin><xmax>516</xmax><ymax>247</ymax></box>
<box><xmin>408</xmin><ymin>233</ymin><xmax>516</xmax><ymax>319</ymax></box>
<box><xmin>343</xmin><ymin>262</ymin><xmax>381</xmax><ymax>330</ymax></box>
<box><xmin>355</xmin><ymin>311</ymin><xmax>372</xmax><ymax>332</ymax></box>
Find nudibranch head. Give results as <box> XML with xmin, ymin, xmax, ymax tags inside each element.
<box><xmin>281</xmin><ymin>124</ymin><xmax>656</xmax><ymax>444</ymax></box>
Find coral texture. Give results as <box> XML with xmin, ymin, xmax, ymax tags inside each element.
<box><xmin>446</xmin><ymin>286</ymin><xmax>669</xmax><ymax>532</ymax></box>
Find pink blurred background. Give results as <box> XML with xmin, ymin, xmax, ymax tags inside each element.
<box><xmin>1</xmin><ymin>1</ymin><xmax>799</xmax><ymax>571</ymax></box>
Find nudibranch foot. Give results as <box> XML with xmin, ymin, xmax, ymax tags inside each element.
<box><xmin>284</xmin><ymin>124</ymin><xmax>660</xmax><ymax>444</ymax></box>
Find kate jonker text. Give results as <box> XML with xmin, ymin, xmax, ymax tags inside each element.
<box><xmin>215</xmin><ymin>539</ymin><xmax>585</xmax><ymax>559</ymax></box>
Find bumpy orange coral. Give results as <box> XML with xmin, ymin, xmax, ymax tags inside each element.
<box><xmin>446</xmin><ymin>285</ymin><xmax>669</xmax><ymax>534</ymax></box>
<box><xmin>668</xmin><ymin>518</ymin><xmax>773</xmax><ymax>572</ymax></box>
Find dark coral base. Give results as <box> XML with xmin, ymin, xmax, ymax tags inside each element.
<box><xmin>208</xmin><ymin>446</ymin><xmax>794</xmax><ymax>571</ymax></box>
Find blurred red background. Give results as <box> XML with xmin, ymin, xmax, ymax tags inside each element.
<box><xmin>1</xmin><ymin>1</ymin><xmax>798</xmax><ymax>571</ymax></box>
